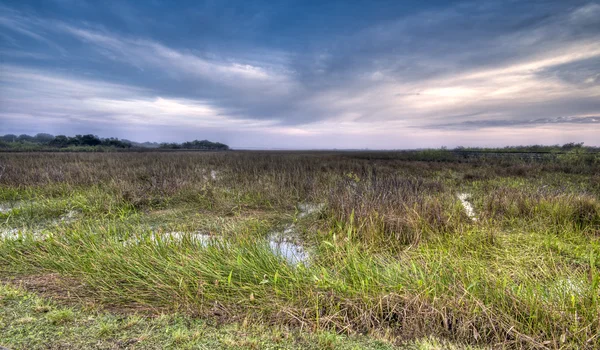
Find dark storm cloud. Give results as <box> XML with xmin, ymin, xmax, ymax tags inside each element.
<box><xmin>1</xmin><ymin>0</ymin><xmax>599</xmax><ymax>147</ymax></box>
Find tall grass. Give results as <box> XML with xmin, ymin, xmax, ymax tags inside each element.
<box><xmin>1</xmin><ymin>151</ymin><xmax>599</xmax><ymax>348</ymax></box>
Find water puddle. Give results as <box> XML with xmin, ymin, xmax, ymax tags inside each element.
<box><xmin>268</xmin><ymin>226</ymin><xmax>309</xmax><ymax>266</ymax></box>
<box><xmin>1</xmin><ymin>209</ymin><xmax>79</xmax><ymax>242</ymax></box>
<box><xmin>537</xmin><ymin>277</ymin><xmax>586</xmax><ymax>303</ymax></box>
<box><xmin>58</xmin><ymin>210</ymin><xmax>78</xmax><ymax>224</ymax></box>
<box><xmin>458</xmin><ymin>193</ymin><xmax>477</xmax><ymax>221</ymax></box>
<box><xmin>0</xmin><ymin>228</ymin><xmax>49</xmax><ymax>241</ymax></box>
<box><xmin>555</xmin><ymin>278</ymin><xmax>584</xmax><ymax>296</ymax></box>
<box><xmin>297</xmin><ymin>203</ymin><xmax>325</xmax><ymax>218</ymax></box>
<box><xmin>3</xmin><ymin>200</ymin><xmax>315</xmax><ymax>267</ymax></box>
<box><xmin>157</xmin><ymin>231</ymin><xmax>216</xmax><ymax>245</ymax></box>
<box><xmin>126</xmin><ymin>231</ymin><xmax>218</xmax><ymax>246</ymax></box>
<box><xmin>266</xmin><ymin>202</ymin><xmax>322</xmax><ymax>266</ymax></box>
<box><xmin>127</xmin><ymin>226</ymin><xmax>310</xmax><ymax>266</ymax></box>
<box><xmin>0</xmin><ymin>228</ymin><xmax>21</xmax><ymax>240</ymax></box>
<box><xmin>0</xmin><ymin>202</ymin><xmax>22</xmax><ymax>214</ymax></box>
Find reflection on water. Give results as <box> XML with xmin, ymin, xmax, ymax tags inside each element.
<box><xmin>268</xmin><ymin>230</ymin><xmax>309</xmax><ymax>266</ymax></box>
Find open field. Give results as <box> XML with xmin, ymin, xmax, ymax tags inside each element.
<box><xmin>1</xmin><ymin>151</ymin><xmax>599</xmax><ymax>349</ymax></box>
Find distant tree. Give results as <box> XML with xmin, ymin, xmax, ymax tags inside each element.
<box><xmin>49</xmin><ymin>135</ymin><xmax>70</xmax><ymax>147</ymax></box>
<box><xmin>562</xmin><ymin>142</ymin><xmax>584</xmax><ymax>150</ymax></box>
<box><xmin>73</xmin><ymin>134</ymin><xmax>102</xmax><ymax>146</ymax></box>
<box><xmin>159</xmin><ymin>142</ymin><xmax>182</xmax><ymax>149</ymax></box>
<box><xmin>33</xmin><ymin>133</ymin><xmax>55</xmax><ymax>144</ymax></box>
<box><xmin>180</xmin><ymin>140</ymin><xmax>229</xmax><ymax>150</ymax></box>
<box><xmin>0</xmin><ymin>134</ymin><xmax>17</xmax><ymax>142</ymax></box>
<box><xmin>18</xmin><ymin>134</ymin><xmax>34</xmax><ymax>142</ymax></box>
<box><xmin>0</xmin><ymin>133</ymin><xmax>229</xmax><ymax>151</ymax></box>
<box><xmin>101</xmin><ymin>137</ymin><xmax>132</xmax><ymax>148</ymax></box>
<box><xmin>140</xmin><ymin>142</ymin><xmax>161</xmax><ymax>148</ymax></box>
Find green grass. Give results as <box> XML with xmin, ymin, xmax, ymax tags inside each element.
<box><xmin>1</xmin><ymin>151</ymin><xmax>599</xmax><ymax>348</ymax></box>
<box><xmin>1</xmin><ymin>283</ymin><xmax>431</xmax><ymax>349</ymax></box>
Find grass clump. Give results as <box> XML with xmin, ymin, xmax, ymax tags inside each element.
<box><xmin>45</xmin><ymin>309</ymin><xmax>75</xmax><ymax>325</ymax></box>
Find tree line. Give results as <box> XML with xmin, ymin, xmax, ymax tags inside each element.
<box><xmin>0</xmin><ymin>133</ymin><xmax>132</xmax><ymax>148</ymax></box>
<box><xmin>159</xmin><ymin>139</ymin><xmax>229</xmax><ymax>150</ymax></box>
<box><xmin>0</xmin><ymin>133</ymin><xmax>230</xmax><ymax>151</ymax></box>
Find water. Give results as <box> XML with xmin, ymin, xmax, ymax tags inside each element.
<box><xmin>0</xmin><ymin>202</ymin><xmax>21</xmax><ymax>214</ymax></box>
<box><xmin>2</xmin><ymin>199</ymin><xmax>314</xmax><ymax>266</ymax></box>
<box><xmin>555</xmin><ymin>278</ymin><xmax>584</xmax><ymax>296</ymax></box>
<box><xmin>58</xmin><ymin>210</ymin><xmax>78</xmax><ymax>224</ymax></box>
<box><xmin>0</xmin><ymin>228</ymin><xmax>21</xmax><ymax>240</ymax></box>
<box><xmin>268</xmin><ymin>230</ymin><xmax>309</xmax><ymax>266</ymax></box>
<box><xmin>0</xmin><ymin>228</ymin><xmax>49</xmax><ymax>241</ymax></box>
<box><xmin>265</xmin><ymin>202</ymin><xmax>324</xmax><ymax>265</ymax></box>
<box><xmin>160</xmin><ymin>231</ymin><xmax>215</xmax><ymax>245</ymax></box>
<box><xmin>126</xmin><ymin>228</ymin><xmax>309</xmax><ymax>265</ymax></box>
<box><xmin>127</xmin><ymin>231</ymin><xmax>217</xmax><ymax>246</ymax></box>
<box><xmin>1</xmin><ymin>207</ymin><xmax>76</xmax><ymax>242</ymax></box>
<box><xmin>132</xmin><ymin>226</ymin><xmax>310</xmax><ymax>265</ymax></box>
<box><xmin>458</xmin><ymin>193</ymin><xmax>477</xmax><ymax>221</ymax></box>
<box><xmin>297</xmin><ymin>203</ymin><xmax>325</xmax><ymax>218</ymax></box>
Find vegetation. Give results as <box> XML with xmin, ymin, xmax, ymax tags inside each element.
<box><xmin>1</xmin><ymin>283</ymin><xmax>407</xmax><ymax>349</ymax></box>
<box><xmin>453</xmin><ymin>142</ymin><xmax>599</xmax><ymax>153</ymax></box>
<box><xmin>0</xmin><ymin>133</ymin><xmax>132</xmax><ymax>150</ymax></box>
<box><xmin>0</xmin><ymin>133</ymin><xmax>229</xmax><ymax>152</ymax></box>
<box><xmin>1</xmin><ymin>150</ymin><xmax>599</xmax><ymax>349</ymax></box>
<box><xmin>159</xmin><ymin>139</ymin><xmax>230</xmax><ymax>150</ymax></box>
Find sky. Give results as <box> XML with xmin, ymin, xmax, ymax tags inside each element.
<box><xmin>0</xmin><ymin>0</ymin><xmax>599</xmax><ymax>149</ymax></box>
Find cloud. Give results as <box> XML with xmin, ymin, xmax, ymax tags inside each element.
<box><xmin>0</xmin><ymin>66</ymin><xmax>278</xmax><ymax>132</ymax></box>
<box><xmin>0</xmin><ymin>5</ymin><xmax>68</xmax><ymax>55</ymax></box>
<box><xmin>287</xmin><ymin>1</ymin><xmax>600</xmax><ymax>122</ymax></box>
<box><xmin>58</xmin><ymin>25</ymin><xmax>296</xmax><ymax>95</ymax></box>
<box><xmin>0</xmin><ymin>7</ymin><xmax>48</xmax><ymax>43</ymax></box>
<box><xmin>428</xmin><ymin>116</ymin><xmax>600</xmax><ymax>129</ymax></box>
<box><xmin>0</xmin><ymin>0</ymin><xmax>599</xmax><ymax>147</ymax></box>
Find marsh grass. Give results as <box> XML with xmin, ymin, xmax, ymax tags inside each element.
<box><xmin>0</xmin><ymin>283</ymin><xmax>400</xmax><ymax>349</ymax></box>
<box><xmin>1</xmin><ymin>151</ymin><xmax>599</xmax><ymax>348</ymax></box>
